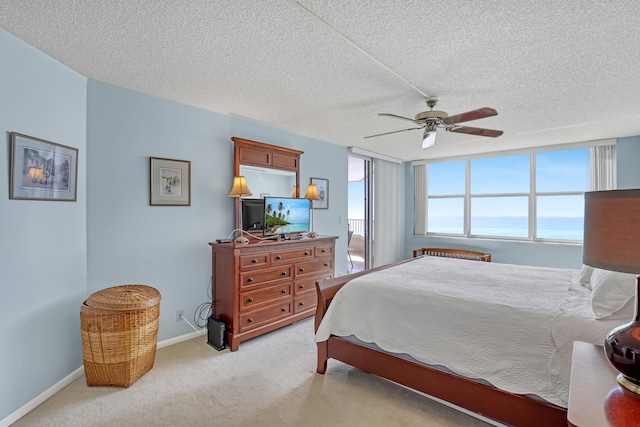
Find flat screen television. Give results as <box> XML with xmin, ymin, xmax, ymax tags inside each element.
<box><xmin>241</xmin><ymin>199</ymin><xmax>265</xmax><ymax>232</ymax></box>
<box><xmin>263</xmin><ymin>196</ymin><xmax>310</xmax><ymax>237</ymax></box>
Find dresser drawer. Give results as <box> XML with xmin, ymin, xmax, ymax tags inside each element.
<box><xmin>294</xmin><ymin>258</ymin><xmax>333</xmax><ymax>278</ymax></box>
<box><xmin>271</xmin><ymin>247</ymin><xmax>314</xmax><ymax>264</ymax></box>
<box><xmin>294</xmin><ymin>274</ymin><xmax>332</xmax><ymax>296</ymax></box>
<box><xmin>240</xmin><ymin>302</ymin><xmax>292</xmax><ymax>332</ymax></box>
<box><xmin>294</xmin><ymin>293</ymin><xmax>317</xmax><ymax>314</ymax></box>
<box><xmin>240</xmin><ymin>266</ymin><xmax>293</xmax><ymax>289</ymax></box>
<box><xmin>240</xmin><ymin>283</ymin><xmax>292</xmax><ymax>311</ymax></box>
<box><xmin>239</xmin><ymin>253</ymin><xmax>270</xmax><ymax>270</ymax></box>
<box><xmin>315</xmin><ymin>244</ymin><xmax>333</xmax><ymax>257</ymax></box>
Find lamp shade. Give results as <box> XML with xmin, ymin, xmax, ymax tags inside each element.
<box><xmin>304</xmin><ymin>184</ymin><xmax>320</xmax><ymax>201</ymax></box>
<box><xmin>228</xmin><ymin>176</ymin><xmax>252</xmax><ymax>198</ymax></box>
<box><xmin>28</xmin><ymin>167</ymin><xmax>43</xmax><ymax>181</ymax></box>
<box><xmin>583</xmin><ymin>189</ymin><xmax>640</xmax><ymax>274</ymax></box>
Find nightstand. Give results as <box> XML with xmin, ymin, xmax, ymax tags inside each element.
<box><xmin>568</xmin><ymin>341</ymin><xmax>640</xmax><ymax>426</ymax></box>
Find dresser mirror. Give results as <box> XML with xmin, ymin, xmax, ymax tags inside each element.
<box><xmin>239</xmin><ymin>165</ymin><xmax>296</xmax><ymax>198</ymax></box>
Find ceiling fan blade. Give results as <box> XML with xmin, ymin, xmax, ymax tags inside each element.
<box><xmin>446</xmin><ymin>125</ymin><xmax>503</xmax><ymax>137</ymax></box>
<box><xmin>441</xmin><ymin>107</ymin><xmax>498</xmax><ymax>125</ymax></box>
<box><xmin>378</xmin><ymin>113</ymin><xmax>421</xmax><ymax>123</ymax></box>
<box><xmin>364</xmin><ymin>126</ymin><xmax>424</xmax><ymax>139</ymax></box>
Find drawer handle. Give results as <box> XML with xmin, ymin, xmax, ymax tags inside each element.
<box><xmin>247</xmin><ymin>298</ymin><xmax>254</xmax><ymax>303</ymax></box>
<box><xmin>247</xmin><ymin>318</ymin><xmax>253</xmax><ymax>323</ymax></box>
<box><xmin>281</xmin><ymin>289</ymin><xmax>287</xmax><ymax>294</ymax></box>
<box><xmin>281</xmin><ymin>308</ymin><xmax>286</xmax><ymax>312</ymax></box>
<box><xmin>321</xmin><ymin>249</ymin><xmax>326</xmax><ymax>253</ymax></box>
<box><xmin>281</xmin><ymin>271</ymin><xmax>287</xmax><ymax>276</ymax></box>
<box><xmin>276</xmin><ymin>256</ymin><xmax>282</xmax><ymax>260</ymax></box>
<box><xmin>247</xmin><ymin>278</ymin><xmax>254</xmax><ymax>283</ymax></box>
<box><xmin>299</xmin><ymin>302</ymin><xmax>304</xmax><ymax>306</ymax></box>
<box><xmin>299</xmin><ymin>268</ymin><xmax>305</xmax><ymax>273</ymax></box>
<box><xmin>304</xmin><ymin>252</ymin><xmax>310</xmax><ymax>256</ymax></box>
<box><xmin>324</xmin><ymin>263</ymin><xmax>329</xmax><ymax>267</ymax></box>
<box><xmin>299</xmin><ymin>285</ymin><xmax>304</xmax><ymax>289</ymax></box>
<box><xmin>251</xmin><ymin>259</ymin><xmax>258</xmax><ymax>263</ymax></box>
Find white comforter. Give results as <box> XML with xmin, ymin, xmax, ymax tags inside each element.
<box><xmin>315</xmin><ymin>256</ymin><xmax>627</xmax><ymax>407</ymax></box>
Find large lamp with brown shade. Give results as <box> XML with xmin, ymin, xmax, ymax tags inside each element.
<box><xmin>583</xmin><ymin>189</ymin><xmax>640</xmax><ymax>395</ymax></box>
<box><xmin>228</xmin><ymin>176</ymin><xmax>252</xmax><ymax>244</ymax></box>
<box><xmin>304</xmin><ymin>184</ymin><xmax>320</xmax><ymax>238</ymax></box>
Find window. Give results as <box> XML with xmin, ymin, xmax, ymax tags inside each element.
<box><xmin>420</xmin><ymin>146</ymin><xmax>598</xmax><ymax>241</ymax></box>
<box><xmin>469</xmin><ymin>154</ymin><xmax>530</xmax><ymax>238</ymax></box>
<box><xmin>427</xmin><ymin>161</ymin><xmax>464</xmax><ymax>234</ymax></box>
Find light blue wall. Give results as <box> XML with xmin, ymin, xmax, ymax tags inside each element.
<box><xmin>87</xmin><ymin>81</ymin><xmax>349</xmax><ymax>342</ymax></box>
<box><xmin>0</xmin><ymin>29</ymin><xmax>87</xmax><ymax>421</ymax></box>
<box><xmin>403</xmin><ymin>139</ymin><xmax>640</xmax><ymax>269</ymax></box>
<box><xmin>617</xmin><ymin>136</ymin><xmax>640</xmax><ymax>189</ymax></box>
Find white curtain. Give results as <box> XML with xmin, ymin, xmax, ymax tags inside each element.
<box><xmin>414</xmin><ymin>164</ymin><xmax>428</xmax><ymax>235</ymax></box>
<box><xmin>373</xmin><ymin>158</ymin><xmax>402</xmax><ymax>267</ymax></box>
<box><xmin>590</xmin><ymin>145</ymin><xmax>617</xmax><ymax>190</ymax></box>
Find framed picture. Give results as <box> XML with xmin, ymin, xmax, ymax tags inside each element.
<box><xmin>150</xmin><ymin>157</ymin><xmax>191</xmax><ymax>206</ymax></box>
<box><xmin>10</xmin><ymin>132</ymin><xmax>78</xmax><ymax>201</ymax></box>
<box><xmin>310</xmin><ymin>177</ymin><xmax>329</xmax><ymax>209</ymax></box>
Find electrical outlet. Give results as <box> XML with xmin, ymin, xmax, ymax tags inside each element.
<box><xmin>176</xmin><ymin>309</ymin><xmax>184</xmax><ymax>321</ymax></box>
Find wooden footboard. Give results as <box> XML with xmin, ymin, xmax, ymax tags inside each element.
<box><xmin>314</xmin><ymin>258</ymin><xmax>566</xmax><ymax>427</ymax></box>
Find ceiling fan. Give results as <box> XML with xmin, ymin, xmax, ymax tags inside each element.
<box><xmin>365</xmin><ymin>97</ymin><xmax>503</xmax><ymax>148</ymax></box>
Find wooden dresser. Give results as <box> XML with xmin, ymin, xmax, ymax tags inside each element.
<box><xmin>210</xmin><ymin>236</ymin><xmax>337</xmax><ymax>351</ymax></box>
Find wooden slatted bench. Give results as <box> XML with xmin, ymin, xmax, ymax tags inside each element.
<box><xmin>412</xmin><ymin>247</ymin><xmax>491</xmax><ymax>262</ymax></box>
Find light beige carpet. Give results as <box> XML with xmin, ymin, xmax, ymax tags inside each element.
<box><xmin>13</xmin><ymin>319</ymin><xmax>492</xmax><ymax>426</ymax></box>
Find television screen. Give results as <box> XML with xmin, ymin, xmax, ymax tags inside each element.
<box><xmin>241</xmin><ymin>199</ymin><xmax>265</xmax><ymax>231</ymax></box>
<box><xmin>263</xmin><ymin>197</ymin><xmax>310</xmax><ymax>236</ymax></box>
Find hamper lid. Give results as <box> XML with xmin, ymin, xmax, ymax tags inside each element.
<box><xmin>85</xmin><ymin>284</ymin><xmax>161</xmax><ymax>310</ymax></box>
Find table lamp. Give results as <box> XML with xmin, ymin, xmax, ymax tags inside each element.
<box><xmin>583</xmin><ymin>189</ymin><xmax>640</xmax><ymax>395</ymax></box>
<box><xmin>27</xmin><ymin>167</ymin><xmax>43</xmax><ymax>183</ymax></box>
<box><xmin>228</xmin><ymin>176</ymin><xmax>252</xmax><ymax>244</ymax></box>
<box><xmin>304</xmin><ymin>184</ymin><xmax>320</xmax><ymax>238</ymax></box>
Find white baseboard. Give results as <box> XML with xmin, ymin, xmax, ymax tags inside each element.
<box><xmin>0</xmin><ymin>366</ymin><xmax>84</xmax><ymax>427</ymax></box>
<box><xmin>0</xmin><ymin>330</ymin><xmax>205</xmax><ymax>427</ymax></box>
<box><xmin>157</xmin><ymin>329</ymin><xmax>205</xmax><ymax>348</ymax></box>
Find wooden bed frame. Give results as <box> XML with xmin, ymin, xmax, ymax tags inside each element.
<box><xmin>314</xmin><ymin>258</ymin><xmax>567</xmax><ymax>427</ymax></box>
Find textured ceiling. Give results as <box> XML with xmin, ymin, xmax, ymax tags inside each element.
<box><xmin>1</xmin><ymin>0</ymin><xmax>640</xmax><ymax>161</ymax></box>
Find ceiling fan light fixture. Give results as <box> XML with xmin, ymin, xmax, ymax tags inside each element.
<box><xmin>422</xmin><ymin>129</ymin><xmax>436</xmax><ymax>148</ymax></box>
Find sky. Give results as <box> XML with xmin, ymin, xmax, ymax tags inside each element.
<box><xmin>428</xmin><ymin>148</ymin><xmax>588</xmax><ymax>217</ymax></box>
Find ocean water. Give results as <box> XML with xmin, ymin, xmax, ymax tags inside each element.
<box><xmin>428</xmin><ymin>216</ymin><xmax>584</xmax><ymax>240</ymax></box>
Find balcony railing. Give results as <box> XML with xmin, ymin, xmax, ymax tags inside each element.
<box><xmin>348</xmin><ymin>219</ymin><xmax>366</xmax><ymax>236</ymax></box>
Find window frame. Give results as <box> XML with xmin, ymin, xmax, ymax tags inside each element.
<box><xmin>416</xmin><ymin>142</ymin><xmax>610</xmax><ymax>243</ymax></box>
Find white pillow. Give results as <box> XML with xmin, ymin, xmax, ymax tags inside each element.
<box><xmin>579</xmin><ymin>264</ymin><xmax>594</xmax><ymax>289</ymax></box>
<box><xmin>590</xmin><ymin>268</ymin><xmax>638</xmax><ymax>319</ymax></box>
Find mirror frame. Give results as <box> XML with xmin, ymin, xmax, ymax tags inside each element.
<box><xmin>232</xmin><ymin>137</ymin><xmax>304</xmax><ymax>232</ymax></box>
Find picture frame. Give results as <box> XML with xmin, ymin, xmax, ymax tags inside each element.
<box><xmin>310</xmin><ymin>177</ymin><xmax>329</xmax><ymax>209</ymax></box>
<box><xmin>10</xmin><ymin>132</ymin><xmax>78</xmax><ymax>201</ymax></box>
<box><xmin>150</xmin><ymin>157</ymin><xmax>191</xmax><ymax>206</ymax></box>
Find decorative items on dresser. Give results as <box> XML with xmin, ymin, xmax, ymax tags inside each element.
<box><xmin>210</xmin><ymin>236</ymin><xmax>336</xmax><ymax>351</ymax></box>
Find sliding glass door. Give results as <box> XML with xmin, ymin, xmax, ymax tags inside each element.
<box><xmin>347</xmin><ymin>156</ymin><xmax>372</xmax><ymax>273</ymax></box>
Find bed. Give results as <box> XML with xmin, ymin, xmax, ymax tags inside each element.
<box><xmin>314</xmin><ymin>255</ymin><xmax>635</xmax><ymax>427</ymax></box>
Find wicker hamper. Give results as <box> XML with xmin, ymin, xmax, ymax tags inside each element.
<box><xmin>80</xmin><ymin>284</ymin><xmax>161</xmax><ymax>387</ymax></box>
